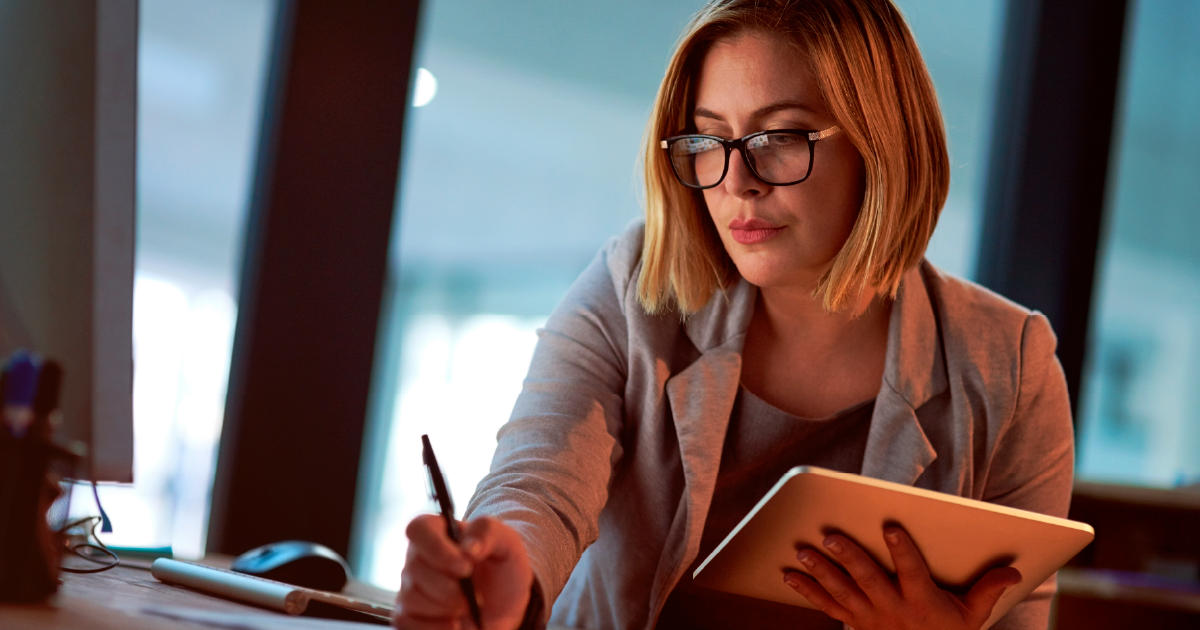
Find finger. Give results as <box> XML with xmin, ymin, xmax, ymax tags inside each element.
<box><xmin>399</xmin><ymin>555</ymin><xmax>470</xmax><ymax>614</ymax></box>
<box><xmin>460</xmin><ymin>516</ymin><xmax>535</xmax><ymax>624</ymax></box>
<box><xmin>964</xmin><ymin>566</ymin><xmax>1022</xmax><ymax>626</ymax></box>
<box><xmin>883</xmin><ymin>526</ymin><xmax>935</xmax><ymax>597</ymax></box>
<box><xmin>459</xmin><ymin>517</ymin><xmax>497</xmax><ymax>561</ymax></box>
<box><xmin>795</xmin><ymin>548</ymin><xmax>870</xmax><ymax>614</ymax></box>
<box><xmin>783</xmin><ymin>570</ymin><xmax>852</xmax><ymax>623</ymax></box>
<box><xmin>460</xmin><ymin>516</ymin><xmax>516</xmax><ymax>562</ymax></box>
<box><xmin>407</xmin><ymin>514</ymin><xmax>473</xmax><ymax>578</ymax></box>
<box><xmin>821</xmin><ymin>534</ymin><xmax>900</xmax><ymax>608</ymax></box>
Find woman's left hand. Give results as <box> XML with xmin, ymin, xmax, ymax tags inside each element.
<box><xmin>783</xmin><ymin>526</ymin><xmax>1021</xmax><ymax>630</ymax></box>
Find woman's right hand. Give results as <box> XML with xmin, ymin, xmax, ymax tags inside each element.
<box><xmin>394</xmin><ymin>515</ymin><xmax>534</xmax><ymax>630</ymax></box>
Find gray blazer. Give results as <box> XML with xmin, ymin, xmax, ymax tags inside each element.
<box><xmin>464</xmin><ymin>222</ymin><xmax>1074</xmax><ymax>630</ymax></box>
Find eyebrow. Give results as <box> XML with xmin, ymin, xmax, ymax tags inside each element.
<box><xmin>693</xmin><ymin>101</ymin><xmax>818</xmax><ymax>123</ymax></box>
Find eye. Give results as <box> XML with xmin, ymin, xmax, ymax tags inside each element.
<box><xmin>748</xmin><ymin>132</ymin><xmax>803</xmax><ymax>150</ymax></box>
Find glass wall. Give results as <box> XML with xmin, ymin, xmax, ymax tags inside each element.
<box><xmin>1076</xmin><ymin>0</ymin><xmax>1200</xmax><ymax>487</ymax></box>
<box><xmin>895</xmin><ymin>0</ymin><xmax>1006</xmax><ymax>279</ymax></box>
<box><xmin>357</xmin><ymin>0</ymin><xmax>1008</xmax><ymax>588</ymax></box>
<box><xmin>80</xmin><ymin>0</ymin><xmax>275</xmax><ymax>558</ymax></box>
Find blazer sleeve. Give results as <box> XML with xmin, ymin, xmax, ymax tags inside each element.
<box><xmin>462</xmin><ymin>231</ymin><xmax>634</xmax><ymax>614</ymax></box>
<box><xmin>984</xmin><ymin>311</ymin><xmax>1076</xmax><ymax>630</ymax></box>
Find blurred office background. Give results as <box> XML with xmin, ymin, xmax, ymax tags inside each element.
<box><xmin>1074</xmin><ymin>0</ymin><xmax>1200</xmax><ymax>489</ymax></box>
<box><xmin>85</xmin><ymin>0</ymin><xmax>1200</xmax><ymax>596</ymax></box>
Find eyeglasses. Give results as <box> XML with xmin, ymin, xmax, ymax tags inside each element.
<box><xmin>660</xmin><ymin>126</ymin><xmax>840</xmax><ymax>189</ymax></box>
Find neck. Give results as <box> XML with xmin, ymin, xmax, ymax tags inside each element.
<box><xmin>753</xmin><ymin>282</ymin><xmax>890</xmax><ymax>349</ymax></box>
<box><xmin>740</xmin><ymin>279</ymin><xmax>893</xmax><ymax>418</ymax></box>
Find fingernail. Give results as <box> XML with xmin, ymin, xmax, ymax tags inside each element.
<box><xmin>884</xmin><ymin>530</ymin><xmax>900</xmax><ymax>545</ymax></box>
<box><xmin>462</xmin><ymin>536</ymin><xmax>482</xmax><ymax>557</ymax></box>
<box><xmin>823</xmin><ymin>537</ymin><xmax>843</xmax><ymax>554</ymax></box>
<box><xmin>797</xmin><ymin>551</ymin><xmax>816</xmax><ymax>568</ymax></box>
<box><xmin>784</xmin><ymin>575</ymin><xmax>800</xmax><ymax>588</ymax></box>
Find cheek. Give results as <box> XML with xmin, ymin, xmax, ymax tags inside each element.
<box><xmin>816</xmin><ymin>150</ymin><xmax>866</xmax><ymax>234</ymax></box>
<box><xmin>700</xmin><ymin>191</ymin><xmax>739</xmax><ymax>246</ymax></box>
<box><xmin>700</xmin><ymin>189</ymin><xmax>724</xmax><ymax>222</ymax></box>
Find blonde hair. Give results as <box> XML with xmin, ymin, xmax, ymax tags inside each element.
<box><xmin>637</xmin><ymin>0</ymin><xmax>949</xmax><ymax>314</ymax></box>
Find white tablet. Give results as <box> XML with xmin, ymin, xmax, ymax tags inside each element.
<box><xmin>692</xmin><ymin>467</ymin><xmax>1094</xmax><ymax>629</ymax></box>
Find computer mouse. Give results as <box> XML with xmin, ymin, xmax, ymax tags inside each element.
<box><xmin>230</xmin><ymin>540</ymin><xmax>352</xmax><ymax>592</ymax></box>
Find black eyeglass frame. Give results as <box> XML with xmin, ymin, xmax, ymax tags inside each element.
<box><xmin>659</xmin><ymin>125</ymin><xmax>841</xmax><ymax>190</ymax></box>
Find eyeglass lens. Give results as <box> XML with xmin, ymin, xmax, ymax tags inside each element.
<box><xmin>668</xmin><ymin>132</ymin><xmax>812</xmax><ymax>188</ymax></box>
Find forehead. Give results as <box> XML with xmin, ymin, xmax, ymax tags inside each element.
<box><xmin>693</xmin><ymin>32</ymin><xmax>821</xmax><ymax>120</ymax></box>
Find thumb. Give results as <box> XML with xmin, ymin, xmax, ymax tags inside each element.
<box><xmin>964</xmin><ymin>566</ymin><xmax>1022</xmax><ymax>625</ymax></box>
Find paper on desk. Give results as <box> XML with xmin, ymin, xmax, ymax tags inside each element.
<box><xmin>141</xmin><ymin>605</ymin><xmax>385</xmax><ymax>630</ymax></box>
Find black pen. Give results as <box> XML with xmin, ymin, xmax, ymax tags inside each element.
<box><xmin>421</xmin><ymin>434</ymin><xmax>484</xmax><ymax>630</ymax></box>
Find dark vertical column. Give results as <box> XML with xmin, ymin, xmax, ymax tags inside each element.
<box><xmin>208</xmin><ymin>0</ymin><xmax>421</xmax><ymax>557</ymax></box>
<box><xmin>976</xmin><ymin>0</ymin><xmax>1130</xmax><ymax>417</ymax></box>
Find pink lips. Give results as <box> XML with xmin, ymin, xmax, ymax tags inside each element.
<box><xmin>728</xmin><ymin>217</ymin><xmax>784</xmax><ymax>245</ymax></box>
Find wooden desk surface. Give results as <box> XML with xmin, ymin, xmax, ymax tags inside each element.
<box><xmin>15</xmin><ymin>559</ymin><xmax>1199</xmax><ymax>629</ymax></box>
<box><xmin>0</xmin><ymin>558</ymin><xmax>397</xmax><ymax>630</ymax></box>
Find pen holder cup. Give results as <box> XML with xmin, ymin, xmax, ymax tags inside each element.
<box><xmin>0</xmin><ymin>435</ymin><xmax>80</xmax><ymax>603</ymax></box>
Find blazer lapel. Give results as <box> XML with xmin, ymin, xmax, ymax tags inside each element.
<box><xmin>862</xmin><ymin>262</ymin><xmax>947</xmax><ymax>485</ymax></box>
<box><xmin>665</xmin><ymin>341</ymin><xmax>742</xmax><ymax>544</ymax></box>
<box><xmin>655</xmin><ymin>278</ymin><xmax>756</xmax><ymax>604</ymax></box>
<box><xmin>669</xmin><ymin>276</ymin><xmax>757</xmax><ymax>526</ymax></box>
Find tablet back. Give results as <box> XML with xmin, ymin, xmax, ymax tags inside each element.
<box><xmin>692</xmin><ymin>467</ymin><xmax>1094</xmax><ymax>629</ymax></box>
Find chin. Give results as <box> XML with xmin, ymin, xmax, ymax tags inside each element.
<box><xmin>728</xmin><ymin>251</ymin><xmax>830</xmax><ymax>291</ymax></box>
<box><xmin>732</xmin><ymin>260</ymin><xmax>799</xmax><ymax>289</ymax></box>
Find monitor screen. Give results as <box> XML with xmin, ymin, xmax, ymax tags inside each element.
<box><xmin>0</xmin><ymin>0</ymin><xmax>136</xmax><ymax>482</ymax></box>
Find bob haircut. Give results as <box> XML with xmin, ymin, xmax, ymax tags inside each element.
<box><xmin>638</xmin><ymin>0</ymin><xmax>949</xmax><ymax>314</ymax></box>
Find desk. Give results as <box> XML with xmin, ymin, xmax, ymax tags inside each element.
<box><xmin>10</xmin><ymin>561</ymin><xmax>1200</xmax><ymax>629</ymax></box>
<box><xmin>0</xmin><ymin>558</ymin><xmax>397</xmax><ymax>630</ymax></box>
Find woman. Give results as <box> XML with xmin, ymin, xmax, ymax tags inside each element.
<box><xmin>395</xmin><ymin>1</ymin><xmax>1074</xmax><ymax>629</ymax></box>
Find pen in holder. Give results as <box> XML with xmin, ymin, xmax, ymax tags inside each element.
<box><xmin>0</xmin><ymin>353</ymin><xmax>81</xmax><ymax>603</ymax></box>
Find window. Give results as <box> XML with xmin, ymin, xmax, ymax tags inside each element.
<box><xmin>895</xmin><ymin>0</ymin><xmax>1006</xmax><ymax>280</ymax></box>
<box><xmin>356</xmin><ymin>0</ymin><xmax>1009</xmax><ymax>588</ymax></box>
<box><xmin>1077</xmin><ymin>0</ymin><xmax>1200</xmax><ymax>487</ymax></box>
<box><xmin>86</xmin><ymin>0</ymin><xmax>276</xmax><ymax>558</ymax></box>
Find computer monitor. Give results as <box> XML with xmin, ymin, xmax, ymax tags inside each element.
<box><xmin>0</xmin><ymin>0</ymin><xmax>136</xmax><ymax>482</ymax></box>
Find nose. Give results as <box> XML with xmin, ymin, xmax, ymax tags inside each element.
<box><xmin>722</xmin><ymin>147</ymin><xmax>766</xmax><ymax>198</ymax></box>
